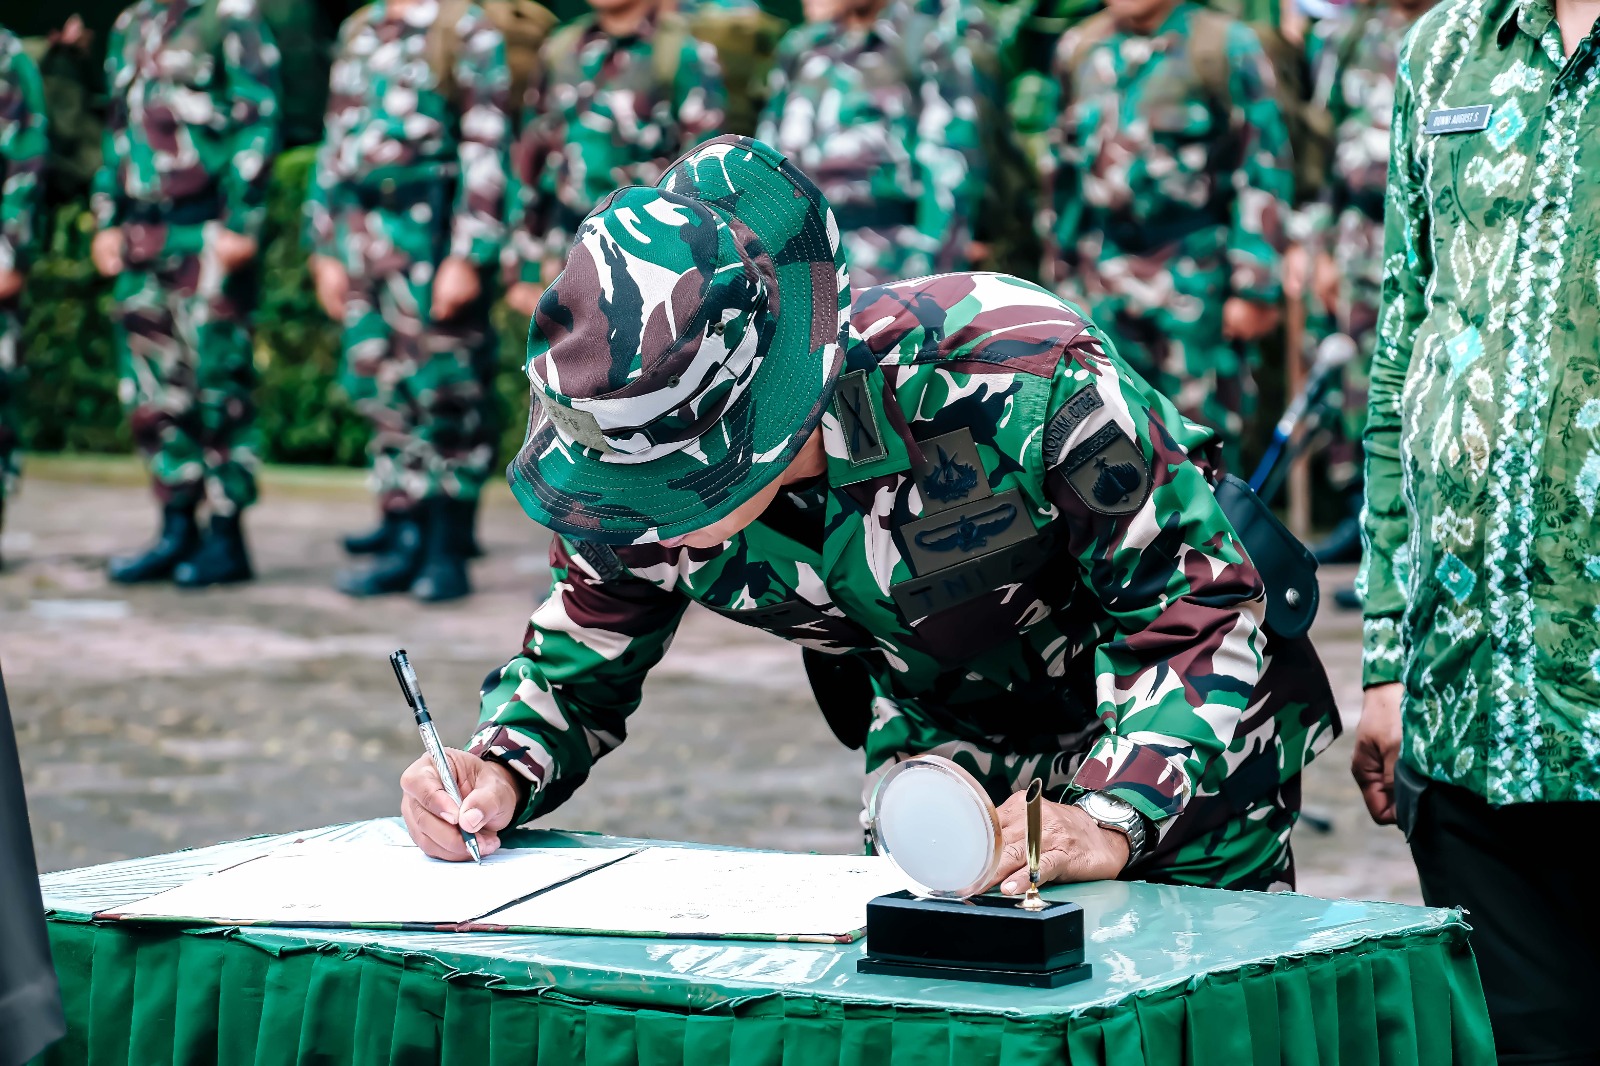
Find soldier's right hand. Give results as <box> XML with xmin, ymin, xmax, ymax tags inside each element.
<box><xmin>400</xmin><ymin>747</ymin><xmax>522</xmax><ymax>861</ymax></box>
<box><xmin>0</xmin><ymin>269</ymin><xmax>22</xmax><ymax>301</ymax></box>
<box><xmin>91</xmin><ymin>228</ymin><xmax>124</xmax><ymax>277</ymax></box>
<box><xmin>1312</xmin><ymin>252</ymin><xmax>1340</xmax><ymax>315</ymax></box>
<box><xmin>310</xmin><ymin>255</ymin><xmax>349</xmax><ymax>321</ymax></box>
<box><xmin>505</xmin><ymin>281</ymin><xmax>545</xmax><ymax>318</ymax></box>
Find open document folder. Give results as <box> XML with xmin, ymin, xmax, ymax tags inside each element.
<box><xmin>100</xmin><ymin>841</ymin><xmax>914</xmax><ymax>942</ymax></box>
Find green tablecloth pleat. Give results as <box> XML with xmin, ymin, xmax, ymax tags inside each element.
<box><xmin>40</xmin><ymin>914</ymin><xmax>1489</xmax><ymax>1065</ymax></box>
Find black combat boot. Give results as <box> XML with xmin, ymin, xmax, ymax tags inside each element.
<box><xmin>335</xmin><ymin>506</ymin><xmax>423</xmax><ymax>596</ymax></box>
<box><xmin>411</xmin><ymin>497</ymin><xmax>472</xmax><ymax>603</ymax></box>
<box><xmin>174</xmin><ymin>512</ymin><xmax>254</xmax><ymax>587</ymax></box>
<box><xmin>108</xmin><ymin>501</ymin><xmax>202</xmax><ymax>584</ymax></box>
<box><xmin>342</xmin><ymin>510</ymin><xmax>405</xmax><ymax>555</ymax></box>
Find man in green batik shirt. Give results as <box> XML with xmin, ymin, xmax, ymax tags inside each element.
<box><xmin>1350</xmin><ymin>0</ymin><xmax>1600</xmax><ymax>1055</ymax></box>
<box><xmin>397</xmin><ymin>135</ymin><xmax>1338</xmax><ymax>896</ymax></box>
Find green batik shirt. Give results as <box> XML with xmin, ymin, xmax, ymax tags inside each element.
<box><xmin>470</xmin><ymin>273</ymin><xmax>1337</xmax><ymax>861</ymax></box>
<box><xmin>1363</xmin><ymin>0</ymin><xmax>1600</xmax><ymax>803</ymax></box>
<box><xmin>92</xmin><ymin>0</ymin><xmax>280</xmax><ymax>241</ymax></box>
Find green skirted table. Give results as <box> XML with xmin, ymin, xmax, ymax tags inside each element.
<box><xmin>36</xmin><ymin>819</ymin><xmax>1493</xmax><ymax>1065</ymax></box>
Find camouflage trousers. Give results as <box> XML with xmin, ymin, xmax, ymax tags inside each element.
<box><xmin>0</xmin><ymin>299</ymin><xmax>21</xmax><ymax>502</ymax></box>
<box><xmin>1318</xmin><ymin>211</ymin><xmax>1382</xmax><ymax>494</ymax></box>
<box><xmin>331</xmin><ymin>206</ymin><xmax>496</xmax><ymax>511</ymax></box>
<box><xmin>860</xmin><ymin>636</ymin><xmax>1337</xmax><ymax>891</ymax></box>
<box><xmin>1060</xmin><ymin>246</ymin><xmax>1253</xmax><ymax>468</ymax></box>
<box><xmin>111</xmin><ymin>223</ymin><xmax>260</xmax><ymax>515</ymax></box>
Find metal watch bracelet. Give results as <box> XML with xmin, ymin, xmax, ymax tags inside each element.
<box><xmin>1073</xmin><ymin>790</ymin><xmax>1152</xmax><ymax>865</ymax></box>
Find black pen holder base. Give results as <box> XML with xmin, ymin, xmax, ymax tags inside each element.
<box><xmin>857</xmin><ymin>890</ymin><xmax>1091</xmax><ymax>988</ymax></box>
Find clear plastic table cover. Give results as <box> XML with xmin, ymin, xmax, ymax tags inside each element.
<box><xmin>40</xmin><ymin>818</ymin><xmax>1463</xmax><ymax>1019</ymax></box>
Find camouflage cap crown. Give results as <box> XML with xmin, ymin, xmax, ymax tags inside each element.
<box><xmin>528</xmin><ymin>185</ymin><xmax>775</xmax><ymax>462</ymax></box>
<box><xmin>509</xmin><ymin>137</ymin><xmax>850</xmax><ymax>545</ymax></box>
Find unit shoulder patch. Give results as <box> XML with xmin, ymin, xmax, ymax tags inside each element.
<box><xmin>1059</xmin><ymin>423</ymin><xmax>1151</xmax><ymax>517</ymax></box>
<box><xmin>1042</xmin><ymin>387</ymin><xmax>1105</xmax><ymax>467</ymax></box>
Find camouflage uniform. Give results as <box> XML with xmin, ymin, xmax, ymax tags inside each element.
<box><xmin>506</xmin><ymin>9</ymin><xmax>724</xmax><ymax>281</ymax></box>
<box><xmin>757</xmin><ymin>3</ymin><xmax>984</xmax><ymax>288</ymax></box>
<box><xmin>1042</xmin><ymin>3</ymin><xmax>1293</xmax><ymax>462</ymax></box>
<box><xmin>1303</xmin><ymin>3</ymin><xmax>1414</xmax><ymax>492</ymax></box>
<box><xmin>0</xmin><ymin>29</ymin><xmax>46</xmax><ymax>507</ymax></box>
<box><xmin>93</xmin><ymin>0</ymin><xmax>280</xmax><ymax>515</ymax></box>
<box><xmin>306</xmin><ymin>1</ymin><xmax>511</xmax><ymax>512</ymax></box>
<box><xmin>473</xmin><ymin>268</ymin><xmax>1339</xmax><ymax>890</ymax></box>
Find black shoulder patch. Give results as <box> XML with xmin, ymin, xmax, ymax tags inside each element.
<box><xmin>570</xmin><ymin>538</ymin><xmax>626</xmax><ymax>582</ymax></box>
<box><xmin>1043</xmin><ymin>387</ymin><xmax>1104</xmax><ymax>467</ymax></box>
<box><xmin>1060</xmin><ymin>423</ymin><xmax>1150</xmax><ymax>517</ymax></box>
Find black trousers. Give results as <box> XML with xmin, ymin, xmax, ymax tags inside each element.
<box><xmin>1397</xmin><ymin>762</ymin><xmax>1600</xmax><ymax>1065</ymax></box>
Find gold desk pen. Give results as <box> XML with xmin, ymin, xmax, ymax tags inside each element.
<box><xmin>1021</xmin><ymin>779</ymin><xmax>1045</xmax><ymax>911</ymax></box>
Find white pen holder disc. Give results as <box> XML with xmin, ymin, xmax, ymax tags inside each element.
<box><xmin>868</xmin><ymin>755</ymin><xmax>1002</xmax><ymax>899</ymax></box>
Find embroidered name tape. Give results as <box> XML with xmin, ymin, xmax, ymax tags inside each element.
<box><xmin>1424</xmin><ymin>105</ymin><xmax>1492</xmax><ymax>135</ymax></box>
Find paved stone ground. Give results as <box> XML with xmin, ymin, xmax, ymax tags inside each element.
<box><xmin>1</xmin><ymin>457</ymin><xmax>1420</xmax><ymax>903</ymax></box>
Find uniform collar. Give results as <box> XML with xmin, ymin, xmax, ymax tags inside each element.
<box><xmin>582</xmin><ymin>6</ymin><xmax>661</xmax><ymax>43</ymax></box>
<box><xmin>1498</xmin><ymin>0</ymin><xmax>1554</xmax><ymax>48</ymax></box>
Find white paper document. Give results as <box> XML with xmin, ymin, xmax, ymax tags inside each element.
<box><xmin>103</xmin><ymin>842</ymin><xmax>638</xmax><ymax>926</ymax></box>
<box><xmin>478</xmin><ymin>848</ymin><xmax>913</xmax><ymax>940</ymax></box>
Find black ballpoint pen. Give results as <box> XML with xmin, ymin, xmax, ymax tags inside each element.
<box><xmin>391</xmin><ymin>649</ymin><xmax>481</xmax><ymax>862</ymax></box>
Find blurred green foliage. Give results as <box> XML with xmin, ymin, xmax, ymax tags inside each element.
<box><xmin>18</xmin><ymin>145</ymin><xmax>536</xmax><ymax>472</ymax></box>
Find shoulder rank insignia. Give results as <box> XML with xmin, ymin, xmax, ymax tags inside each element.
<box><xmin>909</xmin><ymin>428</ymin><xmax>991</xmax><ymax>513</ymax></box>
<box><xmin>833</xmin><ymin>370</ymin><xmax>888</xmax><ymax>465</ymax></box>
<box><xmin>923</xmin><ymin>445</ymin><xmax>979</xmax><ymax>503</ymax></box>
<box><xmin>1060</xmin><ymin>423</ymin><xmax>1150</xmax><ymax>517</ymax></box>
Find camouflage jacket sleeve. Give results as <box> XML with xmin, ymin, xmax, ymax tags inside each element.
<box><xmin>215</xmin><ymin>1</ymin><xmax>281</xmax><ymax>241</ymax></box>
<box><xmin>304</xmin><ymin>123</ymin><xmax>337</xmax><ymax>259</ymax></box>
<box><xmin>91</xmin><ymin>12</ymin><xmax>131</xmax><ymax>230</ymax></box>
<box><xmin>1359</xmin><ymin>44</ymin><xmax>1425</xmax><ymax>687</ymax></box>
<box><xmin>508</xmin><ymin>50</ymin><xmax>558</xmax><ymax>284</ymax></box>
<box><xmin>1298</xmin><ymin>19</ymin><xmax>1341</xmax><ymax>255</ymax></box>
<box><xmin>1049</xmin><ymin>326</ymin><xmax>1269</xmax><ymax>831</ymax></box>
<box><xmin>666</xmin><ymin>36</ymin><xmax>726</xmax><ymax>162</ymax></box>
<box><xmin>466</xmin><ymin>535</ymin><xmax>691</xmax><ymax>824</ymax></box>
<box><xmin>752</xmin><ymin>33</ymin><xmax>796</xmax><ymax>149</ymax></box>
<box><xmin>0</xmin><ymin>35</ymin><xmax>47</xmax><ymax>274</ymax></box>
<box><xmin>1222</xmin><ymin>24</ymin><xmax>1290</xmax><ymax>305</ymax></box>
<box><xmin>911</xmin><ymin>27</ymin><xmax>982</xmax><ymax>275</ymax></box>
<box><xmin>448</xmin><ymin>9</ymin><xmax>511</xmax><ymax>266</ymax></box>
<box><xmin>1041</xmin><ymin>29</ymin><xmax>1082</xmax><ymax>288</ymax></box>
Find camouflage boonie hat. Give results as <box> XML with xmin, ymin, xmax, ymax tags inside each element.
<box><xmin>508</xmin><ymin>136</ymin><xmax>850</xmax><ymax>545</ymax></box>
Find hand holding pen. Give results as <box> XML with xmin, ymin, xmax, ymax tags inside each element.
<box><xmin>393</xmin><ymin>650</ymin><xmax>523</xmax><ymax>863</ymax></box>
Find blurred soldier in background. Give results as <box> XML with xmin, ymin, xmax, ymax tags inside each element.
<box><xmin>93</xmin><ymin>0</ymin><xmax>281</xmax><ymax>588</ymax></box>
<box><xmin>1301</xmin><ymin>0</ymin><xmax>1431</xmax><ymax>569</ymax></box>
<box><xmin>672</xmin><ymin>0</ymin><xmax>787</xmax><ymax>138</ymax></box>
<box><xmin>1043</xmin><ymin>0</ymin><xmax>1292</xmax><ymax>466</ymax></box>
<box><xmin>0</xmin><ymin>28</ymin><xmax>46</xmax><ymax>570</ymax></box>
<box><xmin>502</xmin><ymin>0</ymin><xmax>726</xmax><ymax>317</ymax></box>
<box><xmin>307</xmin><ymin>0</ymin><xmax>513</xmax><ymax>604</ymax></box>
<box><xmin>757</xmin><ymin>0</ymin><xmax>985</xmax><ymax>288</ymax></box>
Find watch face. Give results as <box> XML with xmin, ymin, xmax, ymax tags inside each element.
<box><xmin>1081</xmin><ymin>791</ymin><xmax>1119</xmax><ymax>822</ymax></box>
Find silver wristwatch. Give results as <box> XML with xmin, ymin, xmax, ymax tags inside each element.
<box><xmin>1073</xmin><ymin>791</ymin><xmax>1152</xmax><ymax>865</ymax></box>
